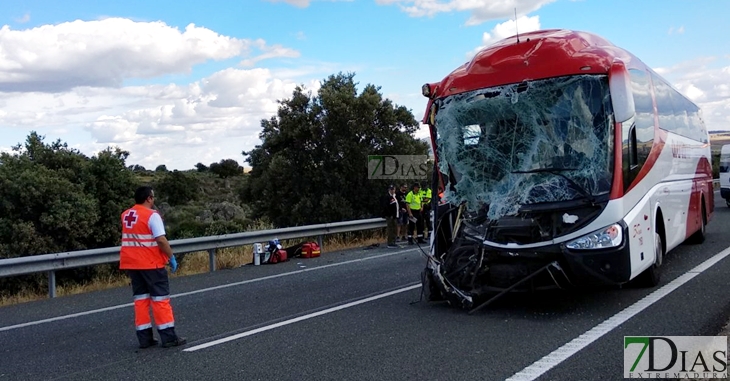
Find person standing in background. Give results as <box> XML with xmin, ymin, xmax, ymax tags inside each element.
<box><xmin>396</xmin><ymin>184</ymin><xmax>408</xmax><ymax>242</ymax></box>
<box><xmin>420</xmin><ymin>182</ymin><xmax>432</xmax><ymax>239</ymax></box>
<box><xmin>380</xmin><ymin>185</ymin><xmax>400</xmax><ymax>248</ymax></box>
<box><xmin>405</xmin><ymin>183</ymin><xmax>425</xmax><ymax>244</ymax></box>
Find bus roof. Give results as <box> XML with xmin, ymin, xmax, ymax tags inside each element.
<box><xmin>425</xmin><ymin>29</ymin><xmax>646</xmax><ymax>101</ymax></box>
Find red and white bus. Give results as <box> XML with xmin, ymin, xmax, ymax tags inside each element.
<box><xmin>420</xmin><ymin>29</ymin><xmax>712</xmax><ymax>310</ymax></box>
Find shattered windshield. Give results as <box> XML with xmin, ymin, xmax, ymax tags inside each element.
<box><xmin>435</xmin><ymin>74</ymin><xmax>614</xmax><ymax>220</ymax></box>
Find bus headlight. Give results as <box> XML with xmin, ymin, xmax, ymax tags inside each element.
<box><xmin>566</xmin><ymin>223</ymin><xmax>623</xmax><ymax>250</ymax></box>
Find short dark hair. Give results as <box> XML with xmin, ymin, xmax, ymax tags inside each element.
<box><xmin>135</xmin><ymin>186</ymin><xmax>154</xmax><ymax>204</ymax></box>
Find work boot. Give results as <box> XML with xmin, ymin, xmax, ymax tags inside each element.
<box><xmin>161</xmin><ymin>337</ymin><xmax>187</xmax><ymax>348</ymax></box>
<box><xmin>158</xmin><ymin>327</ymin><xmax>186</xmax><ymax>348</ymax></box>
<box><xmin>137</xmin><ymin>327</ymin><xmax>157</xmax><ymax>349</ymax></box>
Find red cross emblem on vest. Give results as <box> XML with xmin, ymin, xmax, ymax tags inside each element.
<box><xmin>123</xmin><ymin>210</ymin><xmax>138</xmax><ymax>228</ymax></box>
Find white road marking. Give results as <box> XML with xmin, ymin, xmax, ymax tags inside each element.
<box><xmin>505</xmin><ymin>246</ymin><xmax>730</xmax><ymax>381</ymax></box>
<box><xmin>0</xmin><ymin>248</ymin><xmax>420</xmax><ymax>333</ymax></box>
<box><xmin>0</xmin><ymin>304</ymin><xmax>133</xmax><ymax>332</ymax></box>
<box><xmin>183</xmin><ymin>284</ymin><xmax>421</xmax><ymax>352</ymax></box>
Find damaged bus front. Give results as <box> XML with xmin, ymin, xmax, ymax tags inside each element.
<box><xmin>420</xmin><ymin>29</ymin><xmax>712</xmax><ymax>312</ymax></box>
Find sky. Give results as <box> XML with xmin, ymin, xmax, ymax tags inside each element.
<box><xmin>1</xmin><ymin>0</ymin><xmax>728</xmax><ymax>170</ymax></box>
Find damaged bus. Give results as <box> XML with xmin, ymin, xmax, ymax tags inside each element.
<box><xmin>420</xmin><ymin>29</ymin><xmax>712</xmax><ymax>312</ymax></box>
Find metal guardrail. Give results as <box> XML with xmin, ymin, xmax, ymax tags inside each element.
<box><xmin>0</xmin><ymin>218</ymin><xmax>387</xmax><ymax>298</ymax></box>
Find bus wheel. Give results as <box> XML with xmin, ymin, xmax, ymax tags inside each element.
<box><xmin>636</xmin><ymin>231</ymin><xmax>663</xmax><ymax>287</ymax></box>
<box><xmin>686</xmin><ymin>200</ymin><xmax>707</xmax><ymax>244</ymax></box>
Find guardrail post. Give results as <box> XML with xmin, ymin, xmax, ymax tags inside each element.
<box><xmin>48</xmin><ymin>271</ymin><xmax>56</xmax><ymax>298</ymax></box>
<box><xmin>317</xmin><ymin>235</ymin><xmax>323</xmax><ymax>253</ymax></box>
<box><xmin>208</xmin><ymin>249</ymin><xmax>216</xmax><ymax>272</ymax></box>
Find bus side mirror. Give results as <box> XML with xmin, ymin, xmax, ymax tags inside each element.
<box><xmin>609</xmin><ymin>61</ymin><xmax>635</xmax><ymax>124</ymax></box>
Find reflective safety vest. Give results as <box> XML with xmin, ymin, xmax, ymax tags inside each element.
<box><xmin>119</xmin><ymin>205</ymin><xmax>168</xmax><ymax>270</ymax></box>
<box><xmin>405</xmin><ymin>191</ymin><xmax>422</xmax><ymax>211</ymax></box>
<box><xmin>420</xmin><ymin>188</ymin><xmax>432</xmax><ymax>203</ymax></box>
<box><xmin>420</xmin><ymin>188</ymin><xmax>432</xmax><ymax>198</ymax></box>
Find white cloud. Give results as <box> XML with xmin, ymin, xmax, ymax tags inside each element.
<box><xmin>0</xmin><ymin>66</ymin><xmax>326</xmax><ymax>170</ymax></box>
<box><xmin>654</xmin><ymin>57</ymin><xmax>730</xmax><ymax>131</ymax></box>
<box><xmin>467</xmin><ymin>15</ymin><xmax>541</xmax><ymax>58</ymax></box>
<box><xmin>376</xmin><ymin>0</ymin><xmax>555</xmax><ymax>25</ymax></box>
<box><xmin>240</xmin><ymin>41</ymin><xmax>300</xmax><ymax>67</ymax></box>
<box><xmin>15</xmin><ymin>13</ymin><xmax>30</xmax><ymax>23</ymax></box>
<box><xmin>266</xmin><ymin>0</ymin><xmax>311</xmax><ymax>6</ymax></box>
<box><xmin>668</xmin><ymin>25</ymin><xmax>685</xmax><ymax>35</ymax></box>
<box><xmin>0</xmin><ymin>18</ymin><xmax>299</xmax><ymax>92</ymax></box>
<box><xmin>682</xmin><ymin>84</ymin><xmax>705</xmax><ymax>101</ymax></box>
<box><xmin>263</xmin><ymin>0</ymin><xmax>353</xmax><ymax>7</ymax></box>
<box><xmin>88</xmin><ymin>115</ymin><xmax>141</xmax><ymax>143</ymax></box>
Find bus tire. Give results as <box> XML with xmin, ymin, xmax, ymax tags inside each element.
<box><xmin>686</xmin><ymin>199</ymin><xmax>707</xmax><ymax>244</ymax></box>
<box><xmin>636</xmin><ymin>228</ymin><xmax>663</xmax><ymax>288</ymax></box>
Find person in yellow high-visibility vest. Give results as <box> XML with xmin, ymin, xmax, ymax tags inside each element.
<box><xmin>419</xmin><ymin>182</ymin><xmax>432</xmax><ymax>238</ymax></box>
<box><xmin>405</xmin><ymin>183</ymin><xmax>425</xmax><ymax>244</ymax></box>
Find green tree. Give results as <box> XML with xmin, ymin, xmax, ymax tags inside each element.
<box><xmin>155</xmin><ymin>164</ymin><xmax>168</xmax><ymax>172</ymax></box>
<box><xmin>0</xmin><ymin>132</ymin><xmax>137</xmax><ymax>295</ymax></box>
<box><xmin>87</xmin><ymin>147</ymin><xmax>139</xmax><ymax>248</ymax></box>
<box><xmin>241</xmin><ymin>72</ymin><xmax>429</xmax><ymax>227</ymax></box>
<box><xmin>195</xmin><ymin>162</ymin><xmax>209</xmax><ymax>172</ymax></box>
<box><xmin>155</xmin><ymin>170</ymin><xmax>200</xmax><ymax>206</ymax></box>
<box><xmin>209</xmin><ymin>159</ymin><xmax>242</xmax><ymax>179</ymax></box>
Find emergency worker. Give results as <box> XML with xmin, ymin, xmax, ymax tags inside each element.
<box><xmin>420</xmin><ymin>182</ymin><xmax>432</xmax><ymax>238</ymax></box>
<box><xmin>405</xmin><ymin>183</ymin><xmax>425</xmax><ymax>244</ymax></box>
<box><xmin>120</xmin><ymin>186</ymin><xmax>186</xmax><ymax>349</ymax></box>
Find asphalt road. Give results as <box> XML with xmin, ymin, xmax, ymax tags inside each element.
<box><xmin>1</xmin><ymin>192</ymin><xmax>729</xmax><ymax>381</ymax></box>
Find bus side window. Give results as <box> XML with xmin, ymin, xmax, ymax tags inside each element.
<box><xmin>624</xmin><ymin>69</ymin><xmax>654</xmax><ymax>191</ymax></box>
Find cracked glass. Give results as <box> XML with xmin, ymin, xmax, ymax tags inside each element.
<box><xmin>435</xmin><ymin>74</ymin><xmax>614</xmax><ymax>220</ymax></box>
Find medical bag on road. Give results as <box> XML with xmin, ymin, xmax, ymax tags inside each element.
<box><xmin>300</xmin><ymin>242</ymin><xmax>321</xmax><ymax>258</ymax></box>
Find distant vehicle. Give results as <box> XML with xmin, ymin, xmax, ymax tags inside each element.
<box><xmin>720</xmin><ymin>144</ymin><xmax>730</xmax><ymax>206</ymax></box>
<box><xmin>420</xmin><ymin>29</ymin><xmax>712</xmax><ymax>311</ymax></box>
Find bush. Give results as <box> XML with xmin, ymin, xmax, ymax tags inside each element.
<box><xmin>155</xmin><ymin>170</ymin><xmax>200</xmax><ymax>206</ymax></box>
<box><xmin>0</xmin><ymin>132</ymin><xmax>137</xmax><ymax>296</ymax></box>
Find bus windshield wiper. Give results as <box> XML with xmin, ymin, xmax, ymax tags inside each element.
<box><xmin>511</xmin><ymin>167</ymin><xmax>595</xmax><ymax>204</ymax></box>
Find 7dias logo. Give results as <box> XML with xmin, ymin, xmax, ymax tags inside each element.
<box><xmin>368</xmin><ymin>155</ymin><xmax>428</xmax><ymax>179</ymax></box>
<box><xmin>624</xmin><ymin>336</ymin><xmax>727</xmax><ymax>379</ymax></box>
